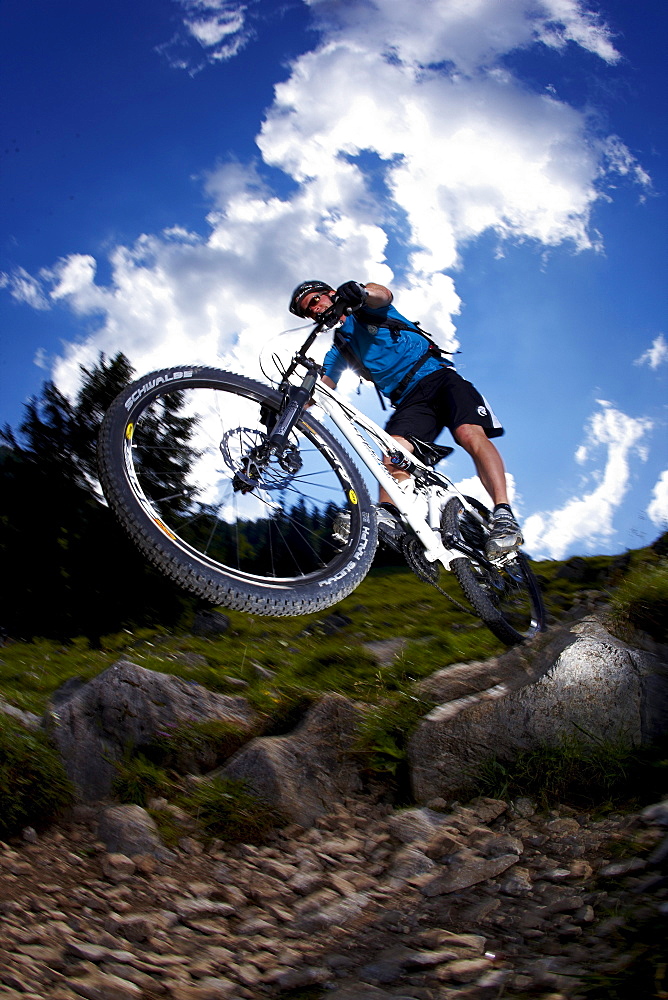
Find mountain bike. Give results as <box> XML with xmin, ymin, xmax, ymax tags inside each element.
<box><xmin>97</xmin><ymin>303</ymin><xmax>545</xmax><ymax>644</ymax></box>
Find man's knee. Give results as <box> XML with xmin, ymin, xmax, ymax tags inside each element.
<box><xmin>453</xmin><ymin>423</ymin><xmax>487</xmax><ymax>451</ymax></box>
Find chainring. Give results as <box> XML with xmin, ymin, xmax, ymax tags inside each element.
<box><xmin>402</xmin><ymin>534</ymin><xmax>440</xmax><ymax>586</ymax></box>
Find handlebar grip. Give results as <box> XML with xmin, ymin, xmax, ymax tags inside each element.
<box><xmin>320</xmin><ymin>299</ymin><xmax>351</xmax><ymax>329</ymax></box>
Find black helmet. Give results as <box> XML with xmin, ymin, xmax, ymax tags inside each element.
<box><xmin>289</xmin><ymin>280</ymin><xmax>333</xmax><ymax>317</ymax></box>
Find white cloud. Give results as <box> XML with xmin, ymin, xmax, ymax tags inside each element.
<box><xmin>306</xmin><ymin>0</ymin><xmax>620</xmax><ymax>73</ymax></box>
<box><xmin>259</xmin><ymin>2</ymin><xmax>644</xmax><ymax>277</ymax></box>
<box><xmin>453</xmin><ymin>473</ymin><xmax>518</xmax><ymax>510</ymax></box>
<box><xmin>522</xmin><ymin>402</ymin><xmax>654</xmax><ymax>559</ymax></box>
<box><xmin>33</xmin><ymin>348</ymin><xmax>49</xmax><ymax>370</ymax></box>
<box><xmin>6</xmin><ymin>1</ymin><xmax>649</xmax><ymax>418</ymax></box>
<box><xmin>537</xmin><ymin>0</ymin><xmax>620</xmax><ymax>63</ymax></box>
<box><xmin>0</xmin><ymin>267</ymin><xmax>49</xmax><ymax>310</ymax></box>
<box><xmin>634</xmin><ymin>333</ymin><xmax>668</xmax><ymax>371</ymax></box>
<box><xmin>158</xmin><ymin>0</ymin><xmax>253</xmax><ymax>71</ymax></box>
<box><xmin>647</xmin><ymin>470</ymin><xmax>668</xmax><ymax>529</ymax></box>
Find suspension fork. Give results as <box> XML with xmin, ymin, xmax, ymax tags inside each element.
<box><xmin>232</xmin><ymin>368</ymin><xmax>318</xmax><ymax>494</ymax></box>
<box><xmin>266</xmin><ymin>369</ymin><xmax>318</xmax><ymax>453</ymax></box>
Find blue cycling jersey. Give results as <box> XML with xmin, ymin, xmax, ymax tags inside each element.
<box><xmin>322</xmin><ymin>303</ymin><xmax>452</xmax><ymax>404</ymax></box>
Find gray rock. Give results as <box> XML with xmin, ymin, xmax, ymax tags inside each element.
<box><xmin>221</xmin><ymin>693</ymin><xmax>366</xmax><ymax>827</ymax></box>
<box><xmin>100</xmin><ymin>853</ymin><xmax>136</xmax><ymax>882</ymax></box>
<box><xmin>642</xmin><ymin>798</ymin><xmax>668</xmax><ymax>827</ymax></box>
<box><xmin>274</xmin><ymin>966</ymin><xmax>330</xmax><ymax>989</ymax></box>
<box><xmin>296</xmin><ymin>891</ymin><xmax>370</xmax><ymax>931</ymax></box>
<box><xmin>388</xmin><ymin>808</ymin><xmax>442</xmax><ymax>844</ymax></box>
<box><xmin>420</xmin><ymin>853</ymin><xmax>519</xmax><ymax>895</ymax></box>
<box><xmin>193</xmin><ymin>976</ymin><xmax>238</xmax><ymax>998</ymax></box>
<box><xmin>416</xmin><ymin>625</ymin><xmax>575</xmax><ymax>704</ymax></box>
<box><xmin>363</xmin><ymin>638</ymin><xmax>409</xmax><ymax>666</ymax></box>
<box><xmin>173</xmin><ymin>898</ymin><xmax>234</xmax><ymax>921</ymax></box>
<box><xmin>98</xmin><ymin>804</ymin><xmax>176</xmax><ymax>861</ymax></box>
<box><xmin>389</xmin><ymin>846</ymin><xmax>436</xmax><ymax>879</ymax></box>
<box><xmin>62</xmin><ymin>971</ymin><xmax>142</xmax><ymax>1000</ymax></box>
<box><xmin>410</xmin><ymin>618</ymin><xmax>668</xmax><ymax>801</ymax></box>
<box><xmin>45</xmin><ymin>659</ymin><xmax>258</xmax><ymax>800</ymax></box>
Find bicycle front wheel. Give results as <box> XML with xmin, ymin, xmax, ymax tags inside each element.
<box><xmin>97</xmin><ymin>367</ymin><xmax>377</xmax><ymax>615</ymax></box>
<box><xmin>442</xmin><ymin>496</ymin><xmax>545</xmax><ymax>644</ymax></box>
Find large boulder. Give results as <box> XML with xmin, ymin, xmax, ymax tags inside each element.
<box><xmin>410</xmin><ymin>617</ymin><xmax>668</xmax><ymax>803</ymax></box>
<box><xmin>221</xmin><ymin>693</ymin><xmax>366</xmax><ymax>827</ymax></box>
<box><xmin>45</xmin><ymin>659</ymin><xmax>259</xmax><ymax>801</ymax></box>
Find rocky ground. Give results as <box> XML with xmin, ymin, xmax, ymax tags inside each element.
<box><xmin>1</xmin><ymin>791</ymin><xmax>667</xmax><ymax>1000</ymax></box>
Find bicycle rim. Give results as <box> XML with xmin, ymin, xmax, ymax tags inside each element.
<box><xmin>100</xmin><ymin>370</ymin><xmax>376</xmax><ymax>604</ymax></box>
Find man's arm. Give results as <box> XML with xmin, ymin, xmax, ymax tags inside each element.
<box><xmin>363</xmin><ymin>283</ymin><xmax>393</xmax><ymax>308</ymax></box>
<box><xmin>335</xmin><ymin>280</ymin><xmax>393</xmax><ymax>311</ymax></box>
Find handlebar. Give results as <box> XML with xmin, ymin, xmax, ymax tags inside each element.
<box><xmin>287</xmin><ymin>296</ymin><xmax>352</xmax><ymax>373</ymax></box>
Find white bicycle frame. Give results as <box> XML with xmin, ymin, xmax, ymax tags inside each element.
<box><xmin>306</xmin><ymin>377</ymin><xmax>484</xmax><ymax>571</ymax></box>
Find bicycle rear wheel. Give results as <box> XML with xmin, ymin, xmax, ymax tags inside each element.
<box><xmin>442</xmin><ymin>496</ymin><xmax>545</xmax><ymax>644</ymax></box>
<box><xmin>97</xmin><ymin>367</ymin><xmax>377</xmax><ymax>615</ymax></box>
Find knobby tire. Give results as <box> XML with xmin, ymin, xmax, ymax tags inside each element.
<box><xmin>97</xmin><ymin>367</ymin><xmax>378</xmax><ymax>615</ymax></box>
<box><xmin>442</xmin><ymin>496</ymin><xmax>545</xmax><ymax>644</ymax></box>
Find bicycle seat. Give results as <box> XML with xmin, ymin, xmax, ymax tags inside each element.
<box><xmin>408</xmin><ymin>438</ymin><xmax>454</xmax><ymax>466</ymax></box>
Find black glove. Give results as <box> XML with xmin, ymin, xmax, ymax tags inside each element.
<box><xmin>335</xmin><ymin>280</ymin><xmax>368</xmax><ymax>310</ymax></box>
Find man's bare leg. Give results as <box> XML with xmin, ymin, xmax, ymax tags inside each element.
<box><xmin>452</xmin><ymin>423</ymin><xmax>509</xmax><ymax>506</ymax></box>
<box><xmin>453</xmin><ymin>423</ymin><xmax>522</xmax><ymax>554</ymax></box>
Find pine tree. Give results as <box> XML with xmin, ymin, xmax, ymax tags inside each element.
<box><xmin>0</xmin><ymin>353</ymin><xmax>198</xmax><ymax>640</ymax></box>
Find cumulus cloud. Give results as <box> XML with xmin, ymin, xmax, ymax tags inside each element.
<box><xmin>306</xmin><ymin>0</ymin><xmax>620</xmax><ymax>72</ymax></box>
<box><xmin>647</xmin><ymin>470</ymin><xmax>668</xmax><ymax>529</ymax></box>
<box><xmin>522</xmin><ymin>402</ymin><xmax>653</xmax><ymax>559</ymax></box>
<box><xmin>4</xmin><ymin>1</ymin><xmax>649</xmax><ymax>415</ymax></box>
<box><xmin>634</xmin><ymin>333</ymin><xmax>668</xmax><ymax>371</ymax></box>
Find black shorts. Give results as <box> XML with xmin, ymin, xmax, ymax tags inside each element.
<box><xmin>384</xmin><ymin>366</ymin><xmax>504</xmax><ymax>442</ymax></box>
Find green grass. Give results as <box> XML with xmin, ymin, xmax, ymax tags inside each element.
<box><xmin>0</xmin><ymin>546</ymin><xmax>657</xmax><ymax>730</ymax></box>
<box><xmin>609</xmin><ymin>557</ymin><xmax>668</xmax><ymax>642</ymax></box>
<box><xmin>0</xmin><ymin>716</ymin><xmax>74</xmax><ymax>837</ymax></box>
<box><xmin>0</xmin><ymin>565</ymin><xmax>513</xmax><ymax>718</ymax></box>
<box><xmin>179</xmin><ymin>776</ymin><xmax>284</xmax><ymax>841</ymax></box>
<box><xmin>471</xmin><ymin>733</ymin><xmax>668</xmax><ymax>813</ymax></box>
<box><xmin>349</xmin><ymin>686</ymin><xmax>436</xmax><ymax>802</ymax></box>
<box><xmin>112</xmin><ymin>752</ymin><xmax>174</xmax><ymax>807</ymax></box>
<box><xmin>144</xmin><ymin>717</ymin><xmax>259</xmax><ymax>771</ymax></box>
<box><xmin>1</xmin><ymin>540</ymin><xmax>665</xmax><ymax>837</ymax></box>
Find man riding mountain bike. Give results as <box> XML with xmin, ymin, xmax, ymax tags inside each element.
<box><xmin>289</xmin><ymin>279</ymin><xmax>523</xmax><ymax>560</ymax></box>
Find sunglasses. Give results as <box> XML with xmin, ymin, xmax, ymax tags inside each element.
<box><xmin>301</xmin><ymin>292</ymin><xmax>328</xmax><ymax>314</ymax></box>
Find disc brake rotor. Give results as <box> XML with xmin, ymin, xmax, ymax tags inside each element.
<box><xmin>219</xmin><ymin>427</ymin><xmax>302</xmax><ymax>491</ymax></box>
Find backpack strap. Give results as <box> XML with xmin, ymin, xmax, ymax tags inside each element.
<box><xmin>388</xmin><ymin>343</ymin><xmax>446</xmax><ymax>406</ymax></box>
<box><xmin>333</xmin><ymin>311</ymin><xmax>457</xmax><ymax>409</ymax></box>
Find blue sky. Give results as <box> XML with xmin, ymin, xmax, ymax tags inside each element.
<box><xmin>1</xmin><ymin>0</ymin><xmax>666</xmax><ymax>560</ymax></box>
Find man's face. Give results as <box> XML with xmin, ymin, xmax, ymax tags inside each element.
<box><xmin>299</xmin><ymin>289</ymin><xmax>335</xmax><ymax>317</ymax></box>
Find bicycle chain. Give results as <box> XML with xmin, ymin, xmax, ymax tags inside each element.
<box><xmin>401</xmin><ymin>535</ymin><xmax>477</xmax><ymax>618</ymax></box>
